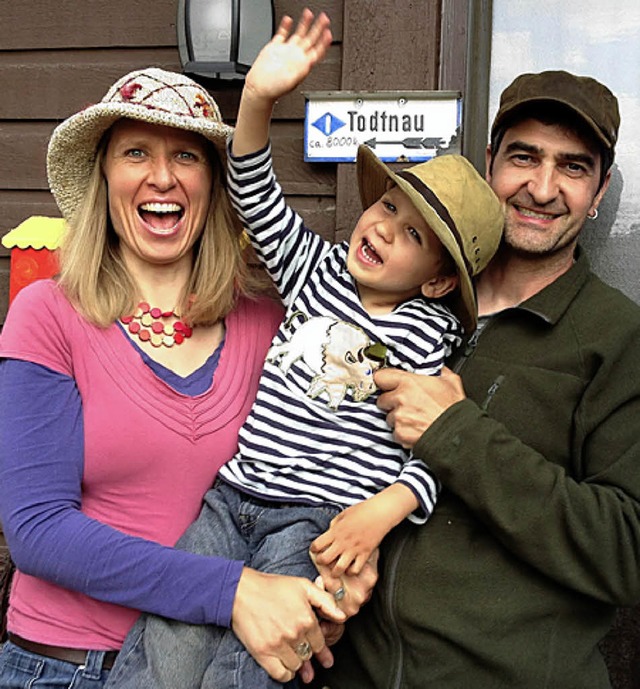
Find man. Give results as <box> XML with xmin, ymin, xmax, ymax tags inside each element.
<box><xmin>316</xmin><ymin>71</ymin><xmax>640</xmax><ymax>688</ymax></box>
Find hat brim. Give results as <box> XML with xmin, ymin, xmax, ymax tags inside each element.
<box><xmin>356</xmin><ymin>146</ymin><xmax>477</xmax><ymax>334</ymax></box>
<box><xmin>47</xmin><ymin>102</ymin><xmax>233</xmax><ymax>221</ymax></box>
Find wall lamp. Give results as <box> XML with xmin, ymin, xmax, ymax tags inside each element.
<box><xmin>178</xmin><ymin>0</ymin><xmax>275</xmax><ymax>81</ymax></box>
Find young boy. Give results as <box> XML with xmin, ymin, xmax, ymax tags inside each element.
<box><xmin>106</xmin><ymin>10</ymin><xmax>504</xmax><ymax>689</ymax></box>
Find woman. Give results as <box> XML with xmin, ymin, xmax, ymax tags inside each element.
<box><xmin>0</xmin><ymin>67</ymin><xmax>370</xmax><ymax>689</ymax></box>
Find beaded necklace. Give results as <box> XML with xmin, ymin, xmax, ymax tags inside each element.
<box><xmin>120</xmin><ymin>301</ymin><xmax>194</xmax><ymax>348</ymax></box>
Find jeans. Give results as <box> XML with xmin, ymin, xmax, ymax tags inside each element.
<box><xmin>0</xmin><ymin>640</ymin><xmax>112</xmax><ymax>688</ymax></box>
<box><xmin>105</xmin><ymin>480</ymin><xmax>339</xmax><ymax>689</ymax></box>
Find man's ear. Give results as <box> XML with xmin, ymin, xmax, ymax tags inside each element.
<box><xmin>589</xmin><ymin>168</ymin><xmax>612</xmax><ymax>217</ymax></box>
<box><xmin>421</xmin><ymin>273</ymin><xmax>459</xmax><ymax>299</ymax></box>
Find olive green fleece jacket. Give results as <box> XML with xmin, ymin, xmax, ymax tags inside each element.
<box><xmin>318</xmin><ymin>249</ymin><xmax>640</xmax><ymax>689</ymax></box>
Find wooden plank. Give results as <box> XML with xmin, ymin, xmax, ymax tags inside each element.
<box><xmin>0</xmin><ymin>122</ymin><xmax>54</xmax><ymax>190</ymax></box>
<box><xmin>0</xmin><ymin>50</ymin><xmax>182</xmax><ymax>121</ymax></box>
<box><xmin>340</xmin><ymin>0</ymin><xmax>440</xmax><ymax>91</ymax></box>
<box><xmin>439</xmin><ymin>0</ymin><xmax>469</xmax><ymax>92</ymax></box>
<box><xmin>0</xmin><ymin>46</ymin><xmax>340</xmax><ymax>121</ymax></box>
<box><xmin>275</xmin><ymin>0</ymin><xmax>344</xmax><ymax>40</ymax></box>
<box><xmin>288</xmin><ymin>196</ymin><xmax>336</xmax><ymax>241</ymax></box>
<box><xmin>0</xmin><ymin>0</ymin><xmax>343</xmax><ymax>50</ymax></box>
<box><xmin>0</xmin><ymin>259</ymin><xmax>9</xmax><ymax>325</ymax></box>
<box><xmin>0</xmin><ymin>0</ymin><xmax>179</xmax><ymax>50</ymax></box>
<box><xmin>0</xmin><ymin>191</ymin><xmax>61</xmax><ymax>246</ymax></box>
<box><xmin>271</xmin><ymin>124</ymin><xmax>336</xmax><ymax>196</ymax></box>
<box><xmin>0</xmin><ymin>122</ymin><xmax>53</xmax><ymax>191</ymax></box>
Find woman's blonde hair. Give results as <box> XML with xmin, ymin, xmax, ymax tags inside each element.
<box><xmin>57</xmin><ymin>131</ymin><xmax>257</xmax><ymax>327</ymax></box>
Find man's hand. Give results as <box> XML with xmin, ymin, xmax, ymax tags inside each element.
<box><xmin>375</xmin><ymin>366</ymin><xmax>466</xmax><ymax>448</ymax></box>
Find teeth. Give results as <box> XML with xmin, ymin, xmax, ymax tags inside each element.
<box><xmin>140</xmin><ymin>202</ymin><xmax>182</xmax><ymax>213</ymax></box>
<box><xmin>518</xmin><ymin>207</ymin><xmax>555</xmax><ymax>220</ymax></box>
<box><xmin>362</xmin><ymin>240</ymin><xmax>382</xmax><ymax>264</ymax></box>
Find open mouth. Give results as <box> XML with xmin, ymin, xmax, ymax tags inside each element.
<box><xmin>138</xmin><ymin>202</ymin><xmax>184</xmax><ymax>234</ymax></box>
<box><xmin>361</xmin><ymin>238</ymin><xmax>383</xmax><ymax>265</ymax></box>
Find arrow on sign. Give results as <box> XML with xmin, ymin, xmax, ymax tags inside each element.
<box><xmin>364</xmin><ymin>137</ymin><xmax>446</xmax><ymax>149</ymax></box>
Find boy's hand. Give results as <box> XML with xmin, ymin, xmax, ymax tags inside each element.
<box><xmin>310</xmin><ymin>500</ymin><xmax>387</xmax><ymax>576</ymax></box>
<box><xmin>244</xmin><ymin>9</ymin><xmax>333</xmax><ymax>106</ymax></box>
<box><xmin>310</xmin><ymin>485</ymin><xmax>420</xmax><ymax>576</ymax></box>
<box><xmin>233</xmin><ymin>9</ymin><xmax>332</xmax><ymax>156</ymax></box>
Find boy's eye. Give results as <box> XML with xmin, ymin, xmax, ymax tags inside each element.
<box><xmin>407</xmin><ymin>226</ymin><xmax>422</xmax><ymax>244</ymax></box>
<box><xmin>382</xmin><ymin>200</ymin><xmax>397</xmax><ymax>213</ymax></box>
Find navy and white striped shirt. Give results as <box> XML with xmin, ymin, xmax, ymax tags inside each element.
<box><xmin>219</xmin><ymin>144</ymin><xmax>462</xmax><ymax>523</ymax></box>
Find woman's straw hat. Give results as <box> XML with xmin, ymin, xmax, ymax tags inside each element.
<box><xmin>47</xmin><ymin>67</ymin><xmax>233</xmax><ymax>221</ymax></box>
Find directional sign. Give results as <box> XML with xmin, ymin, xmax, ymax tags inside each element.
<box><xmin>304</xmin><ymin>91</ymin><xmax>462</xmax><ymax>163</ymax></box>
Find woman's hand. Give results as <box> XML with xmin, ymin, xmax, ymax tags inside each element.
<box><xmin>231</xmin><ymin>567</ymin><xmax>346</xmax><ymax>683</ymax></box>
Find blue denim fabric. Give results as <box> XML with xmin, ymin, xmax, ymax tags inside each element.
<box><xmin>105</xmin><ymin>481</ymin><xmax>338</xmax><ymax>689</ymax></box>
<box><xmin>0</xmin><ymin>640</ymin><xmax>112</xmax><ymax>688</ymax></box>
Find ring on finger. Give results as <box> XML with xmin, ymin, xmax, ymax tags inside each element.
<box><xmin>333</xmin><ymin>586</ymin><xmax>346</xmax><ymax>602</ymax></box>
<box><xmin>295</xmin><ymin>640</ymin><xmax>312</xmax><ymax>661</ymax></box>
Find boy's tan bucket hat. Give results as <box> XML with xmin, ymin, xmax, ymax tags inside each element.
<box><xmin>357</xmin><ymin>146</ymin><xmax>504</xmax><ymax>334</ymax></box>
<box><xmin>47</xmin><ymin>67</ymin><xmax>233</xmax><ymax>221</ymax></box>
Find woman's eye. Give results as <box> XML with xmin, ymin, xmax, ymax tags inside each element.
<box><xmin>178</xmin><ymin>151</ymin><xmax>198</xmax><ymax>161</ymax></box>
<box><xmin>125</xmin><ymin>148</ymin><xmax>145</xmax><ymax>158</ymax></box>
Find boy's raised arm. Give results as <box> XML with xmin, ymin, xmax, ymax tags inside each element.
<box><xmin>232</xmin><ymin>9</ymin><xmax>333</xmax><ymax>157</ymax></box>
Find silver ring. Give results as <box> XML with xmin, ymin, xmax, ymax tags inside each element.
<box><xmin>295</xmin><ymin>640</ymin><xmax>312</xmax><ymax>660</ymax></box>
<box><xmin>333</xmin><ymin>586</ymin><xmax>345</xmax><ymax>601</ymax></box>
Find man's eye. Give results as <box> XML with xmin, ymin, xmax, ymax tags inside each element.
<box><xmin>565</xmin><ymin>162</ymin><xmax>587</xmax><ymax>175</ymax></box>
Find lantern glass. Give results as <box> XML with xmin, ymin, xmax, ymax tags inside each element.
<box><xmin>190</xmin><ymin>0</ymin><xmax>232</xmax><ymax>63</ymax></box>
<box><xmin>178</xmin><ymin>0</ymin><xmax>274</xmax><ymax>80</ymax></box>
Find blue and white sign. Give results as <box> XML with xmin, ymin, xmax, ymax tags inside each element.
<box><xmin>304</xmin><ymin>91</ymin><xmax>462</xmax><ymax>163</ymax></box>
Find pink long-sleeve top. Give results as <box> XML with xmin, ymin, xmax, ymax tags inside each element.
<box><xmin>0</xmin><ymin>279</ymin><xmax>281</xmax><ymax>649</ymax></box>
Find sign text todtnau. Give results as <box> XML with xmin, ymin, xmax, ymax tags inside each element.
<box><xmin>304</xmin><ymin>91</ymin><xmax>462</xmax><ymax>163</ymax></box>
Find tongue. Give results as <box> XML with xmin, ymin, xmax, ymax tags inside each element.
<box><xmin>141</xmin><ymin>211</ymin><xmax>180</xmax><ymax>230</ymax></box>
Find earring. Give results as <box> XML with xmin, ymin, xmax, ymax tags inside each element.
<box><xmin>588</xmin><ymin>209</ymin><xmax>599</xmax><ymax>220</ymax></box>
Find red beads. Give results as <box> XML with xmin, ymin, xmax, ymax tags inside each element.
<box><xmin>120</xmin><ymin>301</ymin><xmax>194</xmax><ymax>348</ymax></box>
